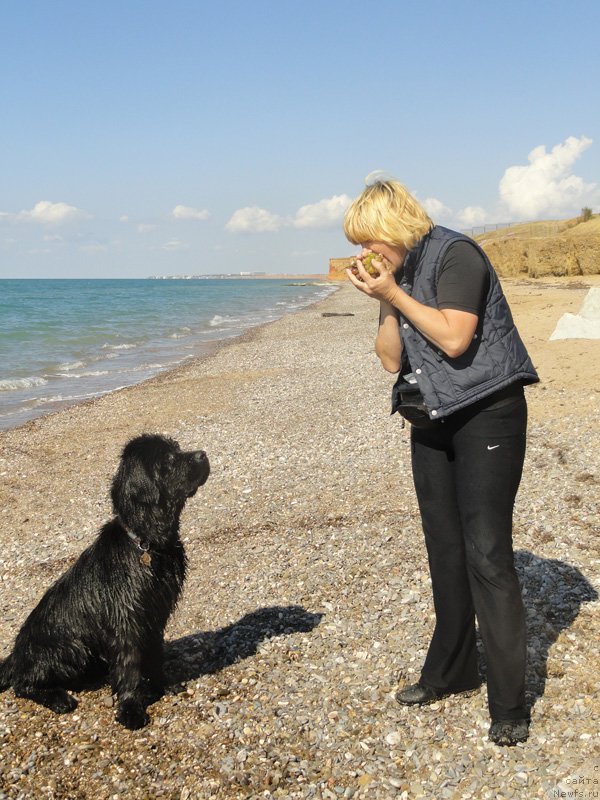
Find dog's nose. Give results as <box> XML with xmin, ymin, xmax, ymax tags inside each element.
<box><xmin>193</xmin><ymin>450</ymin><xmax>208</xmax><ymax>464</ymax></box>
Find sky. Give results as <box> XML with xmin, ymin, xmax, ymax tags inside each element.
<box><xmin>1</xmin><ymin>0</ymin><xmax>599</xmax><ymax>278</ymax></box>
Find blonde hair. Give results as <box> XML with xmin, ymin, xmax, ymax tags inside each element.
<box><xmin>343</xmin><ymin>179</ymin><xmax>433</xmax><ymax>250</ymax></box>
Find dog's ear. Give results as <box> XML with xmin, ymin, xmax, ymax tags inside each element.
<box><xmin>111</xmin><ymin>457</ymin><xmax>160</xmax><ymax>520</ymax></box>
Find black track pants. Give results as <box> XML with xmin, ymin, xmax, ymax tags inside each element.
<box><xmin>410</xmin><ymin>395</ymin><xmax>528</xmax><ymax>721</ymax></box>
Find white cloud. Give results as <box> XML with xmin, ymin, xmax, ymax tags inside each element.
<box><xmin>172</xmin><ymin>204</ymin><xmax>210</xmax><ymax>221</ymax></box>
<box><xmin>120</xmin><ymin>215</ymin><xmax>129</xmax><ymax>222</ymax></box>
<box><xmin>162</xmin><ymin>239</ymin><xmax>189</xmax><ymax>251</ymax></box>
<box><xmin>422</xmin><ymin>136</ymin><xmax>598</xmax><ymax>229</ymax></box>
<box><xmin>16</xmin><ymin>200</ymin><xmax>90</xmax><ymax>225</ymax></box>
<box><xmin>455</xmin><ymin>206</ymin><xmax>490</xmax><ymax>227</ymax></box>
<box><xmin>292</xmin><ymin>194</ymin><xmax>352</xmax><ymax>229</ymax></box>
<box><xmin>137</xmin><ymin>224</ymin><xmax>156</xmax><ymax>234</ymax></box>
<box><xmin>499</xmin><ymin>136</ymin><xmax>597</xmax><ymax>219</ymax></box>
<box><xmin>225</xmin><ymin>206</ymin><xmax>284</xmax><ymax>233</ymax></box>
<box><xmin>226</xmin><ymin>194</ymin><xmax>353</xmax><ymax>234</ymax></box>
<box><xmin>422</xmin><ymin>197</ymin><xmax>452</xmax><ymax>220</ymax></box>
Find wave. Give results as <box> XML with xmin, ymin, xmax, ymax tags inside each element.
<box><xmin>0</xmin><ymin>376</ymin><xmax>48</xmax><ymax>392</ymax></box>
<box><xmin>208</xmin><ymin>314</ymin><xmax>243</xmax><ymax>328</ymax></box>
<box><xmin>34</xmin><ymin>387</ymin><xmax>125</xmax><ymax>406</ymax></box>
<box><xmin>56</xmin><ymin>370</ymin><xmax>110</xmax><ymax>378</ymax></box>
<box><xmin>101</xmin><ymin>342</ymin><xmax>139</xmax><ymax>351</ymax></box>
<box><xmin>58</xmin><ymin>360</ymin><xmax>85</xmax><ymax>371</ymax></box>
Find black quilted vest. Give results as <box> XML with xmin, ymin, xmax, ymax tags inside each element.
<box><xmin>396</xmin><ymin>225</ymin><xmax>539</xmax><ymax>420</ymax></box>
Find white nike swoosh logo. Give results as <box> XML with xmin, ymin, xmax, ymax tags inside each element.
<box><xmin>487</xmin><ymin>445</ymin><xmax>500</xmax><ymax>450</ymax></box>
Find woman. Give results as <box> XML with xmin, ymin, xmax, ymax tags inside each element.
<box><xmin>344</xmin><ymin>178</ymin><xmax>538</xmax><ymax>747</ymax></box>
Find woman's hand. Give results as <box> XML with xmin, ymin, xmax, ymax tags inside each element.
<box><xmin>347</xmin><ymin>255</ymin><xmax>478</xmax><ymax>359</ymax></box>
<box><xmin>345</xmin><ymin>257</ymin><xmax>400</xmax><ymax>305</ymax></box>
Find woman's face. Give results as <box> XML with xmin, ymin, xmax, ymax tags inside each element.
<box><xmin>360</xmin><ymin>240</ymin><xmax>407</xmax><ymax>271</ymax></box>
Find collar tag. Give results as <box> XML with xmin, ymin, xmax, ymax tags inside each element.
<box><xmin>124</xmin><ymin>527</ymin><xmax>152</xmax><ymax>568</ymax></box>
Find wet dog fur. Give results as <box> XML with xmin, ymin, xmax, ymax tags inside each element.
<box><xmin>0</xmin><ymin>434</ymin><xmax>209</xmax><ymax>729</ymax></box>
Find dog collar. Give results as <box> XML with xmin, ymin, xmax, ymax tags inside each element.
<box><xmin>123</xmin><ymin>527</ymin><xmax>152</xmax><ymax>568</ymax></box>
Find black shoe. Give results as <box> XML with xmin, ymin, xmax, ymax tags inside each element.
<box><xmin>395</xmin><ymin>681</ymin><xmax>481</xmax><ymax>707</ymax></box>
<box><xmin>395</xmin><ymin>683</ymin><xmax>440</xmax><ymax>706</ymax></box>
<box><xmin>488</xmin><ymin>719</ymin><xmax>529</xmax><ymax>746</ymax></box>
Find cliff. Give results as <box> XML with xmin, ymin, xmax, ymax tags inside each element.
<box><xmin>329</xmin><ymin>215</ymin><xmax>600</xmax><ymax>280</ymax></box>
<box><xmin>475</xmin><ymin>215</ymin><xmax>600</xmax><ymax>278</ymax></box>
<box><xmin>328</xmin><ymin>257</ymin><xmax>354</xmax><ymax>281</ymax></box>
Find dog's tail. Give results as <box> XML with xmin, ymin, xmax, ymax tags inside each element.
<box><xmin>0</xmin><ymin>656</ymin><xmax>13</xmax><ymax>691</ymax></box>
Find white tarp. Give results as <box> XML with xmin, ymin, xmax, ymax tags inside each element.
<box><xmin>550</xmin><ymin>287</ymin><xmax>600</xmax><ymax>340</ymax></box>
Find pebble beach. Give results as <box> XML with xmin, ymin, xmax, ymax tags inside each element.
<box><xmin>0</xmin><ymin>278</ymin><xmax>599</xmax><ymax>800</ymax></box>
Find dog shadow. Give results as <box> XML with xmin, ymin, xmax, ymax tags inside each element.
<box><xmin>513</xmin><ymin>549</ymin><xmax>598</xmax><ymax>708</ymax></box>
<box><xmin>164</xmin><ymin>604</ymin><xmax>323</xmax><ymax>685</ymax></box>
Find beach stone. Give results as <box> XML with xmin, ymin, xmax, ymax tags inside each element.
<box><xmin>0</xmin><ymin>281</ymin><xmax>598</xmax><ymax>799</ymax></box>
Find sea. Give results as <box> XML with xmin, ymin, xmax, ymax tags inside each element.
<box><xmin>0</xmin><ymin>278</ymin><xmax>336</xmax><ymax>431</ymax></box>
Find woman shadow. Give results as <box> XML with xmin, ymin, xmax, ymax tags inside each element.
<box><xmin>163</xmin><ymin>604</ymin><xmax>323</xmax><ymax>685</ymax></box>
<box><xmin>514</xmin><ymin>549</ymin><xmax>598</xmax><ymax>708</ymax></box>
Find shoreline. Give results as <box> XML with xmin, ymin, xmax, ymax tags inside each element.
<box><xmin>0</xmin><ymin>280</ymin><xmax>338</xmax><ymax>434</ymax></box>
<box><xmin>0</xmin><ymin>276</ymin><xmax>598</xmax><ymax>798</ymax></box>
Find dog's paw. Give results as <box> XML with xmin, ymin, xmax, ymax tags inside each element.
<box><xmin>14</xmin><ymin>686</ymin><xmax>78</xmax><ymax>714</ymax></box>
<box><xmin>116</xmin><ymin>699</ymin><xmax>150</xmax><ymax>730</ymax></box>
<box><xmin>143</xmin><ymin>684</ymin><xmax>164</xmax><ymax>705</ymax></box>
<box><xmin>51</xmin><ymin>691</ymin><xmax>78</xmax><ymax>714</ymax></box>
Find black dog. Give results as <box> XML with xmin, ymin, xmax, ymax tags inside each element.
<box><xmin>0</xmin><ymin>434</ymin><xmax>209</xmax><ymax>729</ymax></box>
